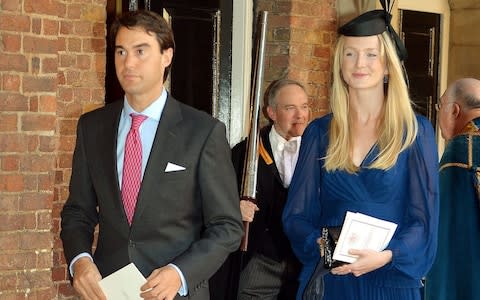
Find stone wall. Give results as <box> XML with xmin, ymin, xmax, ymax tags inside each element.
<box><xmin>448</xmin><ymin>0</ymin><xmax>480</xmax><ymax>81</ymax></box>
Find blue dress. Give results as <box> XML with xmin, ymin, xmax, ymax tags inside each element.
<box><xmin>282</xmin><ymin>114</ymin><xmax>439</xmax><ymax>300</ymax></box>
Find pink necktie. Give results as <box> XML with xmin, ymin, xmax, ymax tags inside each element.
<box><xmin>122</xmin><ymin>113</ymin><xmax>147</xmax><ymax>225</ymax></box>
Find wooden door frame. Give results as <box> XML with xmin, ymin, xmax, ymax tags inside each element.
<box><xmin>398</xmin><ymin>0</ymin><xmax>450</xmax><ymax>154</ymax></box>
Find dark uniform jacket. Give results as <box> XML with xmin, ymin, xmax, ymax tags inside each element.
<box><xmin>210</xmin><ymin>125</ymin><xmax>301</xmax><ymax>299</ymax></box>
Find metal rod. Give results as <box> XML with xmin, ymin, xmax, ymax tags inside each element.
<box><xmin>239</xmin><ymin>11</ymin><xmax>268</xmax><ymax>252</ymax></box>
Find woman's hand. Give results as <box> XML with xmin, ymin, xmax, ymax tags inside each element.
<box><xmin>331</xmin><ymin>249</ymin><xmax>392</xmax><ymax>277</ymax></box>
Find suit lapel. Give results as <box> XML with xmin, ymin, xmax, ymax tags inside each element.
<box><xmin>132</xmin><ymin>96</ymin><xmax>183</xmax><ymax>223</ymax></box>
<box><xmin>260</xmin><ymin>126</ymin><xmax>283</xmax><ymax>184</ymax></box>
<box><xmin>97</xmin><ymin>101</ymin><xmax>125</xmax><ymax>217</ymax></box>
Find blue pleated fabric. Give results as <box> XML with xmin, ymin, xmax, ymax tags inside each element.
<box><xmin>323</xmin><ymin>273</ymin><xmax>420</xmax><ymax>300</ymax></box>
<box><xmin>282</xmin><ymin>114</ymin><xmax>439</xmax><ymax>300</ymax></box>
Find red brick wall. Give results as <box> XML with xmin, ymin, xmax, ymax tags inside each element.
<box><xmin>0</xmin><ymin>0</ymin><xmax>105</xmax><ymax>298</ymax></box>
<box><xmin>53</xmin><ymin>1</ymin><xmax>107</xmax><ymax>298</ymax></box>
<box><xmin>0</xmin><ymin>1</ymin><xmax>335</xmax><ymax>298</ymax></box>
<box><xmin>257</xmin><ymin>0</ymin><xmax>336</xmax><ymax>118</ymax></box>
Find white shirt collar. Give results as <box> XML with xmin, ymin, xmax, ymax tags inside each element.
<box><xmin>122</xmin><ymin>88</ymin><xmax>168</xmax><ymax>121</ymax></box>
<box><xmin>269</xmin><ymin>125</ymin><xmax>301</xmax><ymax>164</ymax></box>
<box><xmin>269</xmin><ymin>125</ymin><xmax>301</xmax><ymax>153</ymax></box>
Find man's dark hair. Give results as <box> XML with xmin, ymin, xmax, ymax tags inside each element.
<box><xmin>110</xmin><ymin>10</ymin><xmax>175</xmax><ymax>82</ymax></box>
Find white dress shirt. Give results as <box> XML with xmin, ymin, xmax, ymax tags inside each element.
<box><xmin>269</xmin><ymin>125</ymin><xmax>301</xmax><ymax>188</ymax></box>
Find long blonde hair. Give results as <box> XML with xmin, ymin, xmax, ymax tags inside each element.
<box><xmin>324</xmin><ymin>32</ymin><xmax>418</xmax><ymax>173</ymax></box>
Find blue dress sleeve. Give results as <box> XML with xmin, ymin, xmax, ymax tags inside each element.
<box><xmin>386</xmin><ymin>115</ymin><xmax>439</xmax><ymax>279</ymax></box>
<box><xmin>282</xmin><ymin>116</ymin><xmax>330</xmax><ymax>267</ymax></box>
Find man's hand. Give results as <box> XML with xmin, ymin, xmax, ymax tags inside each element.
<box><xmin>72</xmin><ymin>257</ymin><xmax>106</xmax><ymax>300</ymax></box>
<box><xmin>240</xmin><ymin>199</ymin><xmax>259</xmax><ymax>222</ymax></box>
<box><xmin>140</xmin><ymin>265</ymin><xmax>181</xmax><ymax>300</ymax></box>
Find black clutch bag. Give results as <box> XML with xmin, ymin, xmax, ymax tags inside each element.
<box><xmin>320</xmin><ymin>226</ymin><xmax>345</xmax><ymax>269</ymax></box>
<box><xmin>302</xmin><ymin>226</ymin><xmax>345</xmax><ymax>300</ymax></box>
<box><xmin>302</xmin><ymin>256</ymin><xmax>327</xmax><ymax>300</ymax></box>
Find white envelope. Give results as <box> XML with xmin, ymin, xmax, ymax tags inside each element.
<box><xmin>332</xmin><ymin>211</ymin><xmax>398</xmax><ymax>263</ymax></box>
<box><xmin>99</xmin><ymin>263</ymin><xmax>146</xmax><ymax>300</ymax></box>
<box><xmin>165</xmin><ymin>162</ymin><xmax>186</xmax><ymax>172</ymax></box>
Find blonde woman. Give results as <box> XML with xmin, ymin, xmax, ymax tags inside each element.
<box><xmin>282</xmin><ymin>6</ymin><xmax>439</xmax><ymax>300</ymax></box>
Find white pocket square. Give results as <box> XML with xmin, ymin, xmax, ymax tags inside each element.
<box><xmin>165</xmin><ymin>162</ymin><xmax>186</xmax><ymax>172</ymax></box>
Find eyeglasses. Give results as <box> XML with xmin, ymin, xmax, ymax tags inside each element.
<box><xmin>435</xmin><ymin>101</ymin><xmax>454</xmax><ymax>112</ymax></box>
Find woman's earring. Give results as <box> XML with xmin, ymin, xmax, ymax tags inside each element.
<box><xmin>384</xmin><ymin>75</ymin><xmax>389</xmax><ymax>84</ymax></box>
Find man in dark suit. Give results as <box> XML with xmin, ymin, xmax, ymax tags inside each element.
<box><xmin>60</xmin><ymin>10</ymin><xmax>243</xmax><ymax>300</ymax></box>
<box><xmin>210</xmin><ymin>79</ymin><xmax>309</xmax><ymax>299</ymax></box>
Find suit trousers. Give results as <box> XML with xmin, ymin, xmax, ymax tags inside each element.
<box><xmin>237</xmin><ymin>253</ymin><xmax>299</xmax><ymax>300</ymax></box>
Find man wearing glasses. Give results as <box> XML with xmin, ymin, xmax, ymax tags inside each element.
<box><xmin>426</xmin><ymin>78</ymin><xmax>480</xmax><ymax>300</ymax></box>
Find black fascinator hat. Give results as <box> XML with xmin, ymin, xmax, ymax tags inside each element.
<box><xmin>338</xmin><ymin>0</ymin><xmax>407</xmax><ymax>62</ymax></box>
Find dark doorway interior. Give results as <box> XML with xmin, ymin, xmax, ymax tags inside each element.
<box><xmin>163</xmin><ymin>7</ymin><xmax>217</xmax><ymax>115</ymax></box>
<box><xmin>400</xmin><ymin>10</ymin><xmax>441</xmax><ymax>129</ymax></box>
<box><xmin>105</xmin><ymin>0</ymin><xmax>233</xmax><ymax>118</ymax></box>
<box><xmin>105</xmin><ymin>0</ymin><xmax>126</xmax><ymax>103</ymax></box>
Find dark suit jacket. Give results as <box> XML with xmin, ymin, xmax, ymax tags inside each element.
<box><xmin>60</xmin><ymin>95</ymin><xmax>243</xmax><ymax>299</ymax></box>
<box><xmin>232</xmin><ymin>125</ymin><xmax>299</xmax><ymax>263</ymax></box>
